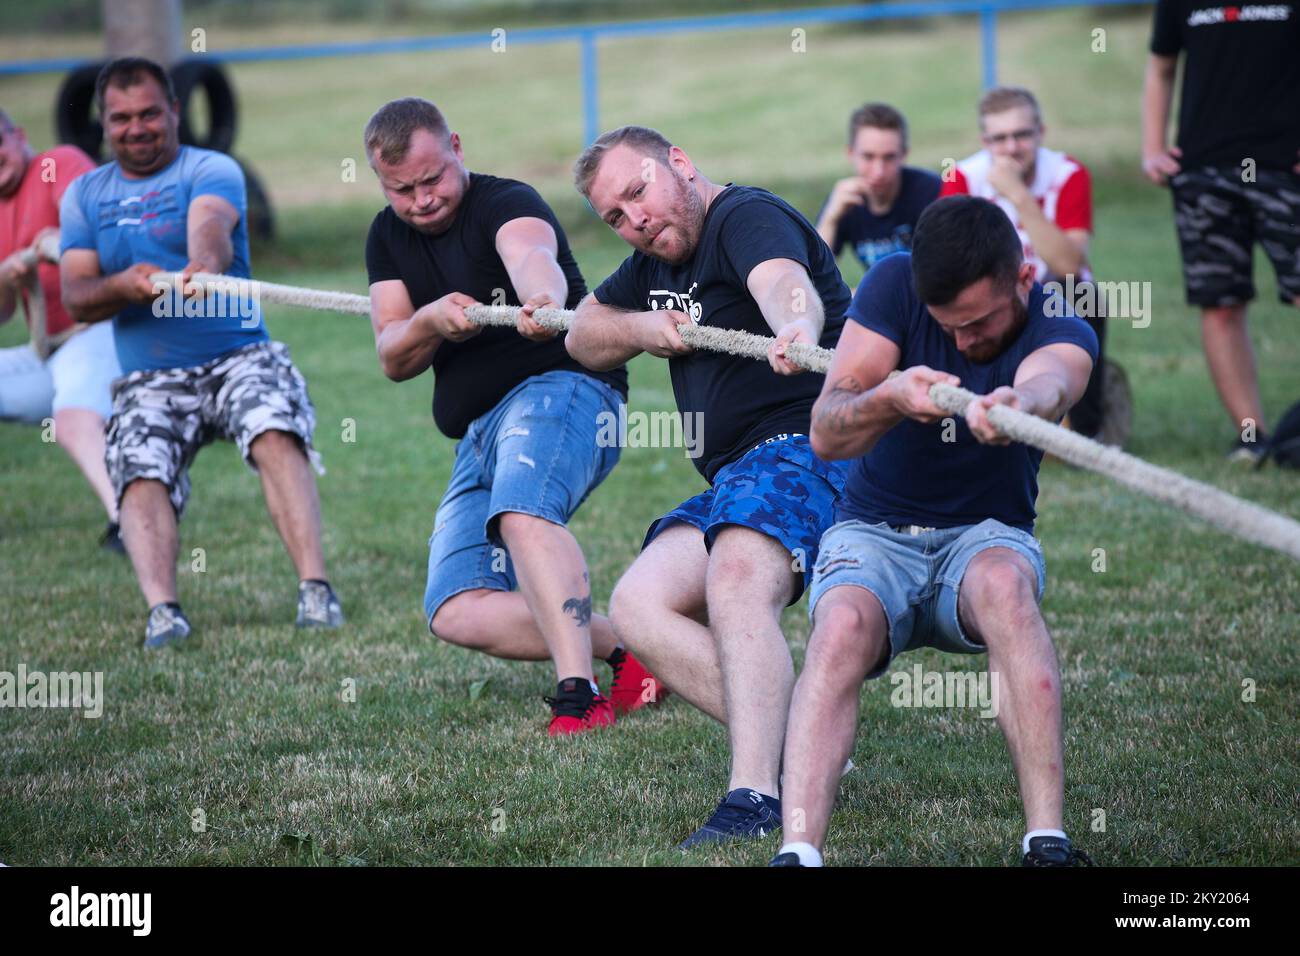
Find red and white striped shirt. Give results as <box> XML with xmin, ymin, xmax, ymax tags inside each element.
<box><xmin>939</xmin><ymin>146</ymin><xmax>1093</xmax><ymax>282</ymax></box>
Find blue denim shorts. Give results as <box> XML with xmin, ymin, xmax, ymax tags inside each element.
<box><xmin>643</xmin><ymin>434</ymin><xmax>849</xmax><ymax>604</ymax></box>
<box><xmin>423</xmin><ymin>370</ymin><xmax>622</xmax><ymax>624</ymax></box>
<box><xmin>808</xmin><ymin>517</ymin><xmax>1047</xmax><ymax>678</ymax></box>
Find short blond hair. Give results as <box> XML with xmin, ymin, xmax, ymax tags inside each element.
<box><xmin>573</xmin><ymin>125</ymin><xmax>673</xmax><ymax>198</ymax></box>
<box><xmin>977</xmin><ymin>86</ymin><xmax>1041</xmax><ymax>127</ymax></box>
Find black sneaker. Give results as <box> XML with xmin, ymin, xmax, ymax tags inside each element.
<box><xmin>100</xmin><ymin>521</ymin><xmax>126</xmax><ymax>555</ymax></box>
<box><xmin>144</xmin><ymin>602</ymin><xmax>192</xmax><ymax>649</ymax></box>
<box><xmin>1022</xmin><ymin>835</ymin><xmax>1094</xmax><ymax>867</ymax></box>
<box><xmin>296</xmin><ymin>579</ymin><xmax>344</xmax><ymax>628</ymax></box>
<box><xmin>1227</xmin><ymin>433</ymin><xmax>1268</xmax><ymax>466</ymax></box>
<box><xmin>768</xmin><ymin>852</ymin><xmax>804</xmax><ymax>867</ymax></box>
<box><xmin>679</xmin><ymin>788</ymin><xmax>781</xmax><ymax>849</ymax></box>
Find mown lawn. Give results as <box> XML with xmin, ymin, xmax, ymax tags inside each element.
<box><xmin>1</xmin><ymin>8</ymin><xmax>1296</xmax><ymax>865</ymax></box>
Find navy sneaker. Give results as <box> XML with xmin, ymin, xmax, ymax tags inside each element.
<box><xmin>1022</xmin><ymin>835</ymin><xmax>1094</xmax><ymax>867</ymax></box>
<box><xmin>768</xmin><ymin>852</ymin><xmax>804</xmax><ymax>867</ymax></box>
<box><xmin>679</xmin><ymin>788</ymin><xmax>781</xmax><ymax>849</ymax></box>
<box><xmin>144</xmin><ymin>602</ymin><xmax>192</xmax><ymax>649</ymax></box>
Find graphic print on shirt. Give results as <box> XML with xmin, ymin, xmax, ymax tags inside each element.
<box><xmin>1185</xmin><ymin>4</ymin><xmax>1292</xmax><ymax>27</ymax></box>
<box><xmin>96</xmin><ymin>186</ymin><xmax>180</xmax><ymax>230</ymax></box>
<box><xmin>648</xmin><ymin>281</ymin><xmax>703</xmax><ymax>323</ymax></box>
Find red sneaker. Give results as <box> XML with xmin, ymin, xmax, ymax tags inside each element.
<box><xmin>607</xmin><ymin>647</ymin><xmax>669</xmax><ymax>715</ymax></box>
<box><xmin>545</xmin><ymin>678</ymin><xmax>616</xmax><ymax>737</ymax></box>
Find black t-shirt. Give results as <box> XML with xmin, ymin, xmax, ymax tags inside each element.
<box><xmin>820</xmin><ymin>166</ymin><xmax>941</xmax><ymax>271</ymax></box>
<box><xmin>593</xmin><ymin>184</ymin><xmax>851</xmax><ymax>482</ymax></box>
<box><xmin>366</xmin><ymin>172</ymin><xmax>628</xmax><ymax>438</ymax></box>
<box><xmin>1150</xmin><ymin>1</ymin><xmax>1300</xmax><ymax>170</ymax></box>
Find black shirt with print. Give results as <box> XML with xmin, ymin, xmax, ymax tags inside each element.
<box><xmin>1150</xmin><ymin>0</ymin><xmax>1300</xmax><ymax>170</ymax></box>
<box><xmin>593</xmin><ymin>184</ymin><xmax>851</xmax><ymax>482</ymax></box>
<box><xmin>366</xmin><ymin>172</ymin><xmax>628</xmax><ymax>439</ymax></box>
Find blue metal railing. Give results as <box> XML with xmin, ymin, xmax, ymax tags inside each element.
<box><xmin>1</xmin><ymin>0</ymin><xmax>1150</xmax><ymax>144</ymax></box>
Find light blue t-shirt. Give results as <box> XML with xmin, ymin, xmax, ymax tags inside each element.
<box><xmin>60</xmin><ymin>145</ymin><xmax>267</xmax><ymax>372</ymax></box>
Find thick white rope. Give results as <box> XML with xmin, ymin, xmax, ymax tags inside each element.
<box><xmin>31</xmin><ymin>234</ymin><xmax>1300</xmax><ymax>563</ymax></box>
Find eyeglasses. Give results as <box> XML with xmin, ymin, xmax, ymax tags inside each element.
<box><xmin>982</xmin><ymin>127</ymin><xmax>1039</xmax><ymax>146</ymax></box>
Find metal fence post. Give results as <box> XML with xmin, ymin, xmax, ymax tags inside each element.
<box><xmin>581</xmin><ymin>30</ymin><xmax>599</xmax><ymax>145</ymax></box>
<box><xmin>981</xmin><ymin>6</ymin><xmax>997</xmax><ymax>88</ymax></box>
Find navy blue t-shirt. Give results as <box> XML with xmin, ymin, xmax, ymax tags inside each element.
<box><xmin>820</xmin><ymin>167</ymin><xmax>941</xmax><ymax>272</ymax></box>
<box><xmin>593</xmin><ymin>184</ymin><xmax>852</xmax><ymax>482</ymax></box>
<box><xmin>837</xmin><ymin>253</ymin><xmax>1099</xmax><ymax>531</ymax></box>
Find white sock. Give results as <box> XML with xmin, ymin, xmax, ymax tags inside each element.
<box><xmin>589</xmin><ymin>680</ymin><xmax>599</xmax><ymax>695</ymax></box>
<box><xmin>777</xmin><ymin>841</ymin><xmax>823</xmax><ymax>867</ymax></box>
<box><xmin>1023</xmin><ymin>828</ymin><xmax>1069</xmax><ymax>854</ymax></box>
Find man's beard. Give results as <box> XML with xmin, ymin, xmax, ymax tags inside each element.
<box><xmin>963</xmin><ymin>294</ymin><xmax>1029</xmax><ymax>363</ymax></box>
<box><xmin>119</xmin><ymin>134</ymin><xmax>172</xmax><ymax>174</ymax></box>
<box><xmin>650</xmin><ymin>172</ymin><xmax>706</xmax><ymax>265</ymax></box>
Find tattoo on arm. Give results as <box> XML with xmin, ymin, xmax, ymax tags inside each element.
<box><xmin>562</xmin><ymin>595</ymin><xmax>593</xmax><ymax>629</ymax></box>
<box><xmin>816</xmin><ymin>375</ymin><xmax>867</xmax><ymax>434</ymax></box>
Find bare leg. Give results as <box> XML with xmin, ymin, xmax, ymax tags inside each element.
<box><xmin>959</xmin><ymin>548</ymin><xmax>1063</xmax><ymax>833</ymax></box>
<box><xmin>53</xmin><ymin>408</ymin><xmax>117</xmax><ymax>521</ymax></box>
<box><xmin>431</xmin><ymin>588</ymin><xmax>617</xmax><ymax>660</ymax></box>
<box><xmin>781</xmin><ymin>586</ymin><xmax>888</xmax><ymax>850</ymax></box>
<box><xmin>707</xmin><ymin>526</ymin><xmax>799</xmax><ymax>797</ymax></box>
<box><xmin>249</xmin><ymin>430</ymin><xmax>326</xmax><ymax>581</ymax></box>
<box><xmin>497</xmin><ymin>512</ymin><xmax>607</xmax><ymax>682</ymax></box>
<box><xmin>120</xmin><ymin>478</ymin><xmax>178</xmax><ymax>607</ymax></box>
<box><xmin>609</xmin><ymin>523</ymin><xmax>721</xmax><ymax>720</ymax></box>
<box><xmin>1202</xmin><ymin>305</ymin><xmax>1266</xmax><ymax>434</ymax></box>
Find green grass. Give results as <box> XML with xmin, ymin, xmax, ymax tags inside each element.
<box><xmin>1</xmin><ymin>9</ymin><xmax>1298</xmax><ymax>866</ymax></box>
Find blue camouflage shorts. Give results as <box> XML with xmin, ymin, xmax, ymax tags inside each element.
<box><xmin>643</xmin><ymin>433</ymin><xmax>849</xmax><ymax>604</ymax></box>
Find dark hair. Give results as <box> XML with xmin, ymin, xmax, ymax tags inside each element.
<box><xmin>364</xmin><ymin>97</ymin><xmax>451</xmax><ymax>166</ymax></box>
<box><xmin>95</xmin><ymin>57</ymin><xmax>176</xmax><ymax>114</ymax></box>
<box><xmin>848</xmin><ymin>102</ymin><xmax>908</xmax><ymax>151</ymax></box>
<box><xmin>911</xmin><ymin>196</ymin><xmax>1023</xmax><ymax>306</ymax></box>
<box><xmin>573</xmin><ymin>125</ymin><xmax>673</xmax><ymax>197</ymax></box>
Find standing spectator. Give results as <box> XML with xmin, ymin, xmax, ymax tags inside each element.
<box><xmin>1142</xmin><ymin>0</ymin><xmax>1300</xmax><ymax>461</ymax></box>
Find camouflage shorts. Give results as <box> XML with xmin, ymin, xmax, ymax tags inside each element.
<box><xmin>105</xmin><ymin>340</ymin><xmax>321</xmax><ymax>517</ymax></box>
<box><xmin>1170</xmin><ymin>166</ymin><xmax>1300</xmax><ymax>307</ymax></box>
<box><xmin>642</xmin><ymin>434</ymin><xmax>850</xmax><ymax>604</ymax></box>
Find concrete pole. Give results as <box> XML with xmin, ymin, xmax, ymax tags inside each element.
<box><xmin>102</xmin><ymin>0</ymin><xmax>183</xmax><ymax>66</ymax></box>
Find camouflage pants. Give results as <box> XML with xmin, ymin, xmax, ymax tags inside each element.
<box><xmin>105</xmin><ymin>340</ymin><xmax>321</xmax><ymax>517</ymax></box>
<box><xmin>1170</xmin><ymin>166</ymin><xmax>1300</xmax><ymax>307</ymax></box>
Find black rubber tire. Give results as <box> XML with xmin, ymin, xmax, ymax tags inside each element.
<box><xmin>170</xmin><ymin>59</ymin><xmax>238</xmax><ymax>154</ymax></box>
<box><xmin>54</xmin><ymin>61</ymin><xmax>107</xmax><ymax>162</ymax></box>
<box><xmin>236</xmin><ymin>156</ymin><xmax>275</xmax><ymax>242</ymax></box>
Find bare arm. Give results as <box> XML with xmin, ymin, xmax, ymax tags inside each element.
<box><xmin>60</xmin><ymin>248</ymin><xmax>159</xmax><ymax>325</ymax></box>
<box><xmin>0</xmin><ymin>251</ymin><xmax>29</xmax><ymax>322</ymax></box>
<box><xmin>1141</xmin><ymin>53</ymin><xmax>1182</xmax><ymax>185</ymax></box>
<box><xmin>565</xmin><ymin>292</ymin><xmax>690</xmax><ymax>371</ymax></box>
<box><xmin>810</xmin><ymin>320</ymin><xmax>959</xmax><ymax>459</ymax></box>
<box><xmin>369</xmin><ymin>279</ymin><xmax>482</xmax><ymax>382</ymax></box>
<box><xmin>747</xmin><ymin>257</ymin><xmax>826</xmax><ymax>375</ymax></box>
<box><xmin>964</xmin><ymin>341</ymin><xmax>1094</xmax><ymax>445</ymax></box>
<box><xmin>1014</xmin><ymin>196</ymin><xmax>1090</xmax><ymax>278</ymax></box>
<box><xmin>496</xmin><ymin>217</ymin><xmax>570</xmax><ymax>342</ymax></box>
<box><xmin>814</xmin><ymin>177</ymin><xmax>867</xmax><ymax>249</ymax></box>
<box><xmin>185</xmin><ymin>194</ymin><xmax>237</xmax><ymax>277</ymax></box>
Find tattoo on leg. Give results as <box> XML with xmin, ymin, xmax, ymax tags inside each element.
<box><xmin>563</xmin><ymin>595</ymin><xmax>593</xmax><ymax>628</ymax></box>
